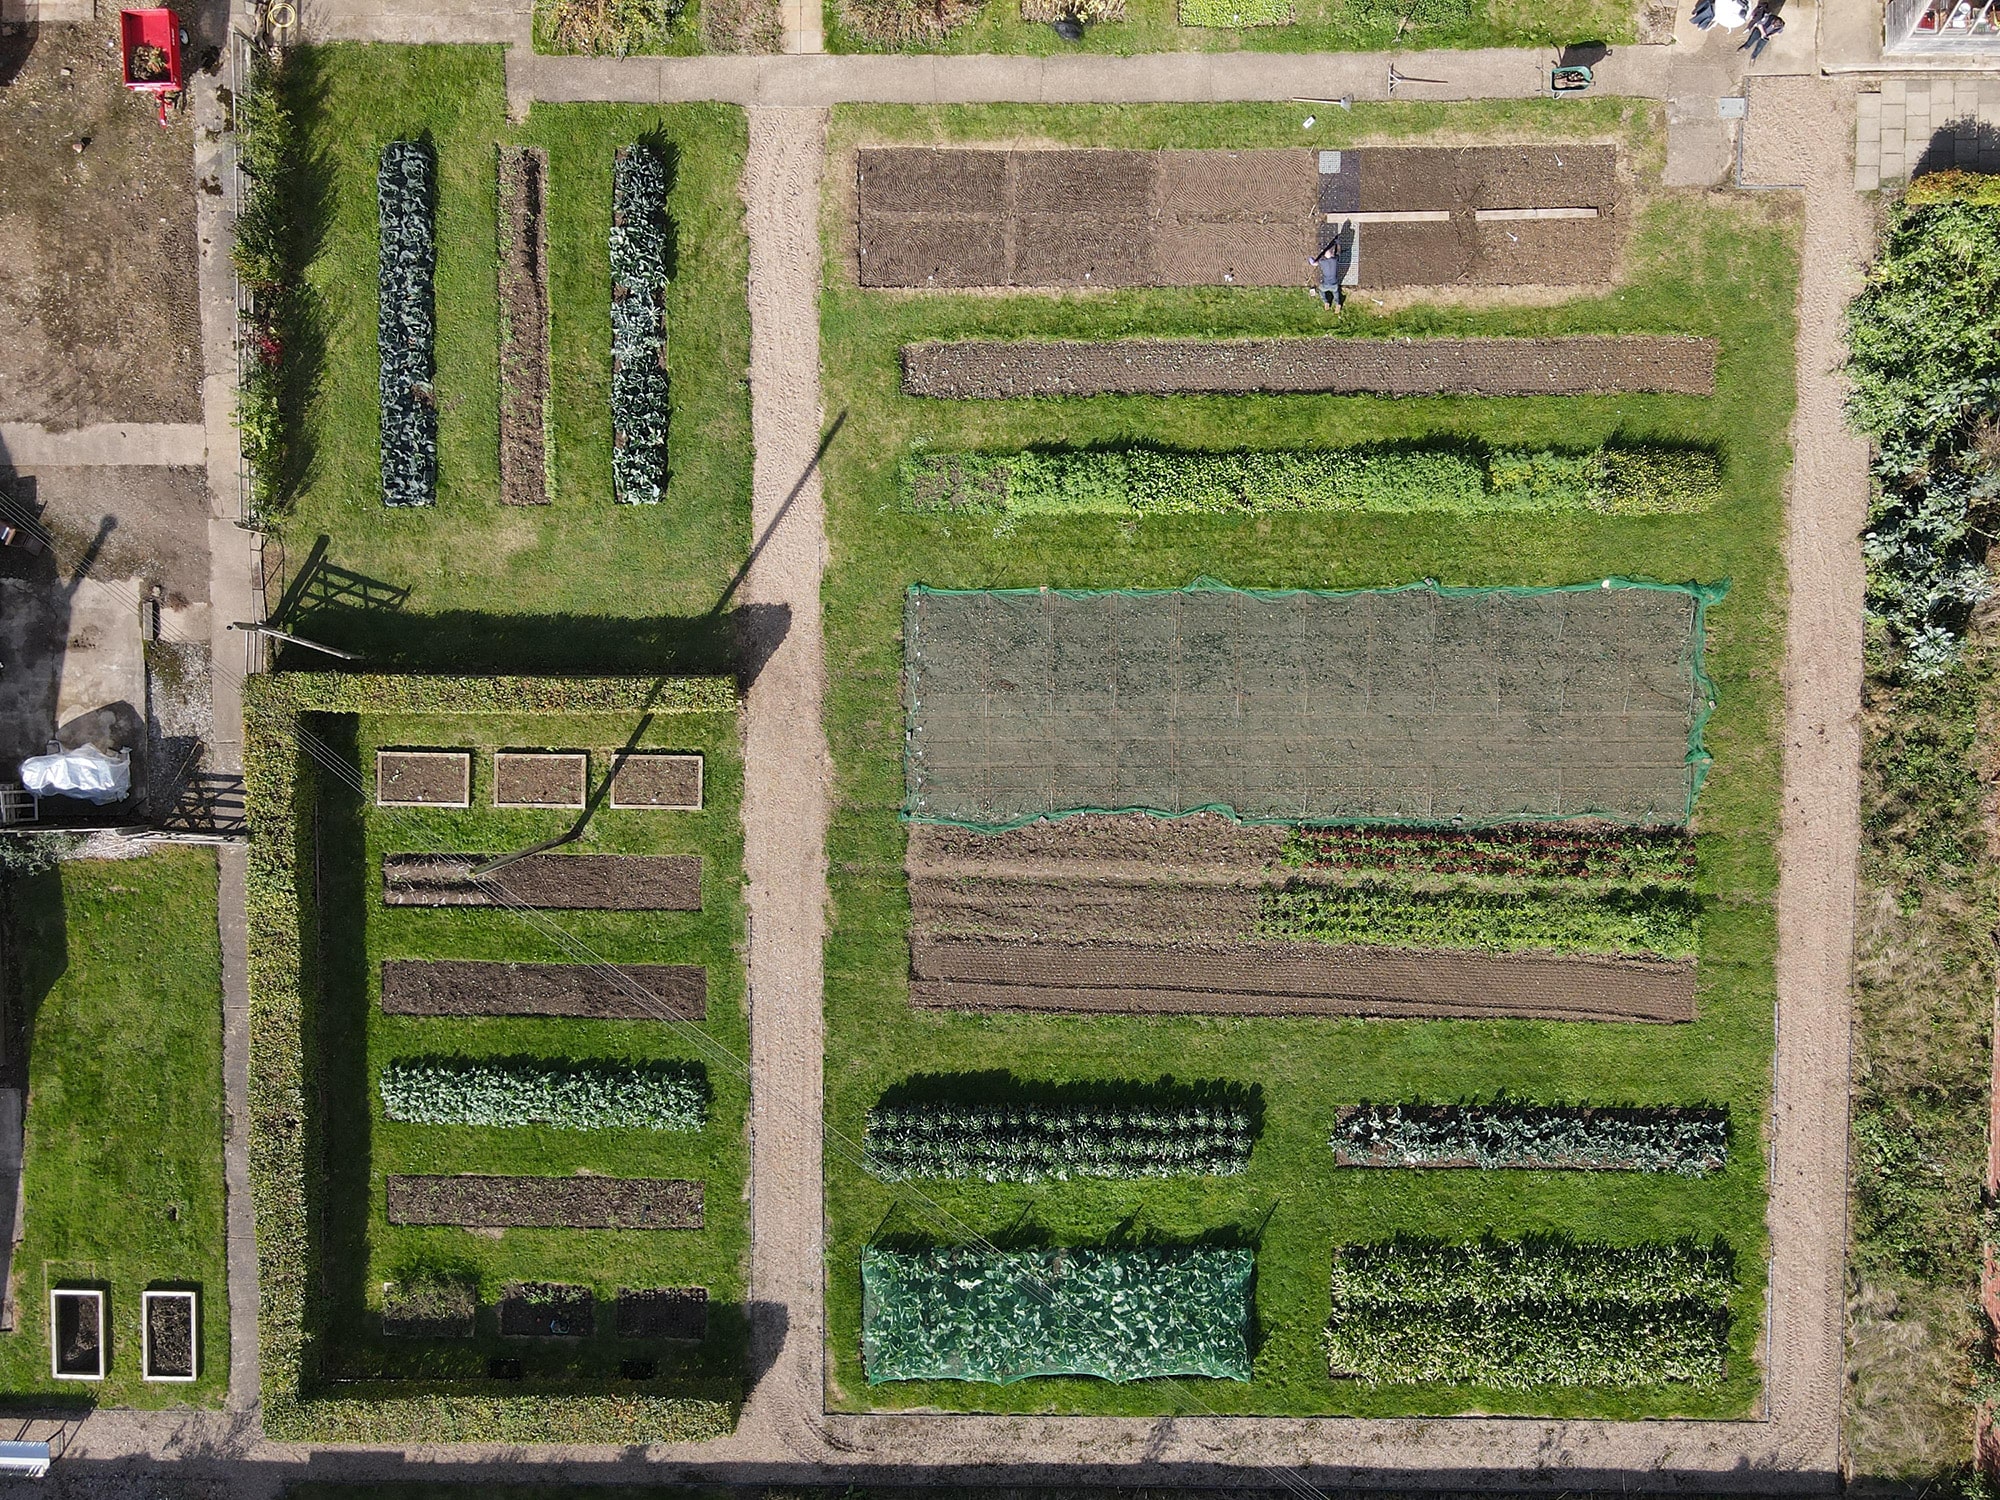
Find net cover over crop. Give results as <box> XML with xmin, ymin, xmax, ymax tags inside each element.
<box><xmin>861</xmin><ymin>1244</ymin><xmax>1253</xmax><ymax>1384</ymax></box>
<box><xmin>903</xmin><ymin>580</ymin><xmax>1724</xmax><ymax>830</ymax></box>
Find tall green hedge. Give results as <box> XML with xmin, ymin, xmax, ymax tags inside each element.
<box><xmin>900</xmin><ymin>443</ymin><xmax>1723</xmax><ymax>519</ymax></box>
<box><xmin>242</xmin><ymin>671</ymin><xmax>740</xmax><ymax>1442</ymax></box>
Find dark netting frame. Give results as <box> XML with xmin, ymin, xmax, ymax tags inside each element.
<box><xmin>902</xmin><ymin>578</ymin><xmax>1726</xmax><ymax>831</ymax></box>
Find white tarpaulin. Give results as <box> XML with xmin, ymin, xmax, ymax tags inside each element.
<box><xmin>20</xmin><ymin>745</ymin><xmax>130</xmax><ymax>804</ymax></box>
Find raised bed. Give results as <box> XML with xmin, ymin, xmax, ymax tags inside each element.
<box><xmin>381</xmin><ymin>959</ymin><xmax>708</xmax><ymax>1020</ymax></box>
<box><xmin>909</xmin><ymin>937</ymin><xmax>1697</xmax><ymax>1022</ymax></box>
<box><xmin>382</xmin><ymin>852</ymin><xmax>702</xmax><ymax>910</ymax></box>
<box><xmin>497</xmin><ymin>146</ymin><xmax>551</xmax><ymax>508</ymax></box>
<box><xmin>378</xmin><ymin>139</ymin><xmax>437</xmax><ymax>508</ymax></box>
<box><xmin>381</xmin><ymin>1274</ymin><xmax>477</xmax><ymax>1338</ymax></box>
<box><xmin>608</xmin><ymin>752</ymin><xmax>703</xmax><ymax>810</ymax></box>
<box><xmin>375</xmin><ymin>749</ymin><xmax>471</xmax><ymax>808</ymax></box>
<box><xmin>493</xmin><ymin>751</ymin><xmax>587</xmax><ymax>808</ymax></box>
<box><xmin>499</xmin><ymin>1282</ymin><xmax>595</xmax><ymax>1337</ymax></box>
<box><xmin>49</xmin><ymin>1289</ymin><xmax>104</xmax><ymax>1381</ymax></box>
<box><xmin>617</xmin><ymin>1287</ymin><xmax>708</xmax><ymax>1341</ymax></box>
<box><xmin>900</xmin><ymin>335</ymin><xmax>1720</xmax><ymax>400</ymax></box>
<box><xmin>611</xmin><ymin>144</ymin><xmax>670</xmax><ymax>505</ymax></box>
<box><xmin>142</xmin><ymin>1289</ymin><xmax>198</xmax><ymax>1382</ymax></box>
<box><xmin>386</xmin><ymin>1174</ymin><xmax>704</xmax><ymax>1229</ymax></box>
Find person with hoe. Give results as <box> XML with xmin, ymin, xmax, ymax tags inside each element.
<box><xmin>1310</xmin><ymin>229</ymin><xmax>1347</xmax><ymax>310</ymax></box>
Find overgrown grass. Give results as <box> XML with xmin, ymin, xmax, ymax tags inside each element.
<box><xmin>818</xmin><ymin>101</ymin><xmax>1794</xmax><ymax>1419</ymax></box>
<box><xmin>279</xmin><ymin>46</ymin><xmax>750</xmax><ymax>670</ymax></box>
<box><xmin>0</xmin><ymin>851</ymin><xmax>227</xmax><ymax>1406</ymax></box>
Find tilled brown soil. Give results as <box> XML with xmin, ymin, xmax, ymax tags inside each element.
<box><xmin>375</xmin><ymin>750</ymin><xmax>471</xmax><ymax>807</ymax></box>
<box><xmin>499</xmin><ymin>1282</ymin><xmax>595</xmax><ymax>1337</ymax></box>
<box><xmin>382</xmin><ymin>853</ymin><xmax>702</xmax><ymax>910</ymax></box>
<box><xmin>386</xmin><ymin>1175</ymin><xmax>705</xmax><ymax>1229</ymax></box>
<box><xmin>913</xmin><ymin>873</ymin><xmax>1261</xmax><ymax>944</ymax></box>
<box><xmin>381</xmin><ymin>959</ymin><xmax>708</xmax><ymax>1020</ymax></box>
<box><xmin>1355</xmin><ymin>145</ymin><xmax>1617</xmax><ymax>215</ymax></box>
<box><xmin>609</xmin><ymin>752</ymin><xmax>703</xmax><ymax>809</ymax></box>
<box><xmin>145</xmin><ymin>1296</ymin><xmax>195</xmax><ymax>1378</ymax></box>
<box><xmin>497</xmin><ymin>146</ymin><xmax>550</xmax><ymax>507</ymax></box>
<box><xmin>617</xmin><ymin>1286</ymin><xmax>709</xmax><ymax>1340</ymax></box>
<box><xmin>908</xmin><ymin>937</ymin><xmax>1696</xmax><ymax>1021</ymax></box>
<box><xmin>908</xmin><ymin>811</ymin><xmax>1282</xmax><ymax>879</ymax></box>
<box><xmin>493</xmin><ymin>751</ymin><xmax>586</xmax><ymax>808</ymax></box>
<box><xmin>53</xmin><ymin>1293</ymin><xmax>100</xmax><ymax>1376</ymax></box>
<box><xmin>901</xmin><ymin>335</ymin><xmax>1718</xmax><ymax>399</ymax></box>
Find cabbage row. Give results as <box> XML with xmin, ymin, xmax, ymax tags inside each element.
<box><xmin>610</xmin><ymin>144</ymin><xmax>669</xmax><ymax>504</ymax></box>
<box><xmin>379</xmin><ymin>1056</ymin><xmax>707</xmax><ymax>1131</ymax></box>
<box><xmin>1333</xmin><ymin>1102</ymin><xmax>1727</xmax><ymax>1175</ymax></box>
<box><xmin>866</xmin><ymin>1088</ymin><xmax>1254</xmax><ymax>1182</ymax></box>
<box><xmin>377</xmin><ymin>140</ymin><xmax>437</xmax><ymax>508</ymax></box>
<box><xmin>862</xmin><ymin>1244</ymin><xmax>1253</xmax><ymax>1384</ymax></box>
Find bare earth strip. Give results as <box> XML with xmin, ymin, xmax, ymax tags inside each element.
<box><xmin>380</xmin><ymin>959</ymin><xmax>708</xmax><ymax>1019</ymax></box>
<box><xmin>386</xmin><ymin>1175</ymin><xmax>704</xmax><ymax>1229</ymax></box>
<box><xmin>901</xmin><ymin>335</ymin><xmax>1719</xmax><ymax>399</ymax></box>
<box><xmin>382</xmin><ymin>852</ymin><xmax>702</xmax><ymax>909</ymax></box>
<box><xmin>497</xmin><ymin>145</ymin><xmax>551</xmax><ymax>507</ymax></box>
<box><xmin>909</xmin><ymin>936</ymin><xmax>1697</xmax><ymax>1021</ymax></box>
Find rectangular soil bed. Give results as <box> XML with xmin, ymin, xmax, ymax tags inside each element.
<box><xmin>901</xmin><ymin>335</ymin><xmax>1718</xmax><ymax>399</ymax></box>
<box><xmin>617</xmin><ymin>1286</ymin><xmax>708</xmax><ymax>1340</ymax></box>
<box><xmin>499</xmin><ymin>1281</ymin><xmax>595</xmax><ymax>1336</ymax></box>
<box><xmin>49</xmin><ymin>1289</ymin><xmax>104</xmax><ymax>1380</ymax></box>
<box><xmin>381</xmin><ymin>959</ymin><xmax>707</xmax><ymax>1020</ymax></box>
<box><xmin>387</xmin><ymin>1174</ymin><xmax>705</xmax><ymax>1229</ymax></box>
<box><xmin>382</xmin><ymin>853</ymin><xmax>702</xmax><ymax>909</ymax></box>
<box><xmin>381</xmin><ymin>1275</ymin><xmax>477</xmax><ymax>1337</ymax></box>
<box><xmin>376</xmin><ymin>749</ymin><xmax>471</xmax><ymax>807</ymax></box>
<box><xmin>493</xmin><ymin>751</ymin><xmax>586</xmax><ymax>808</ymax></box>
<box><xmin>497</xmin><ymin>145</ymin><xmax>551</xmax><ymax>507</ymax></box>
<box><xmin>608</xmin><ymin>752</ymin><xmax>703</xmax><ymax>809</ymax></box>
<box><xmin>142</xmin><ymin>1290</ymin><xmax>197</xmax><ymax>1381</ymax></box>
<box><xmin>909</xmin><ymin>937</ymin><xmax>1697</xmax><ymax>1022</ymax></box>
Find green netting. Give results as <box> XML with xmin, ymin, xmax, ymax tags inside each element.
<box><xmin>903</xmin><ymin>578</ymin><xmax>1726</xmax><ymax>831</ymax></box>
<box><xmin>861</xmin><ymin>1244</ymin><xmax>1254</xmax><ymax>1385</ymax></box>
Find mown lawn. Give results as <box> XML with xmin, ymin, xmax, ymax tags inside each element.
<box><xmin>818</xmin><ymin>101</ymin><xmax>1795</xmax><ymax>1418</ymax></box>
<box><xmin>307</xmin><ymin>708</ymin><xmax>748</xmax><ymax>1386</ymax></box>
<box><xmin>279</xmin><ymin>46</ymin><xmax>750</xmax><ymax>673</ymax></box>
<box><xmin>0</xmin><ymin>850</ymin><xmax>227</xmax><ymax>1406</ymax></box>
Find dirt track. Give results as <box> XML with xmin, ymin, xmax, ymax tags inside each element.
<box><xmin>497</xmin><ymin>146</ymin><xmax>551</xmax><ymax>507</ymax></box>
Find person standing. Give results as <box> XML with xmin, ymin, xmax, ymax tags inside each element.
<box><xmin>1311</xmin><ymin>233</ymin><xmax>1346</xmax><ymax>309</ymax></box>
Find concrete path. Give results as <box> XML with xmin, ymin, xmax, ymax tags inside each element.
<box><xmin>507</xmin><ymin>43</ymin><xmax>1671</xmax><ymax>109</ymax></box>
<box><xmin>0</xmin><ymin>424</ymin><xmax>206</xmax><ymax>469</ymax></box>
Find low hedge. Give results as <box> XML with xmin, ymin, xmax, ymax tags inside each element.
<box><xmin>1333</xmin><ymin>1101</ymin><xmax>1728</xmax><ymax>1175</ymax></box>
<box><xmin>865</xmin><ymin>1081</ymin><xmax>1255</xmax><ymax>1182</ymax></box>
<box><xmin>862</xmin><ymin>1243</ymin><xmax>1253</xmax><ymax>1384</ymax></box>
<box><xmin>1259</xmin><ymin>881</ymin><xmax>1699</xmax><ymax>958</ymax></box>
<box><xmin>900</xmin><ymin>443</ymin><xmax>1723</xmax><ymax>519</ymax></box>
<box><xmin>380</xmin><ymin>1057</ymin><xmax>708</xmax><ymax>1131</ymax></box>
<box><xmin>377</xmin><ymin>140</ymin><xmax>437</xmax><ymax>508</ymax></box>
<box><xmin>243</xmin><ymin>671</ymin><xmax>741</xmax><ymax>1442</ymax></box>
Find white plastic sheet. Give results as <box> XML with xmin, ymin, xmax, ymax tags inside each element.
<box><xmin>20</xmin><ymin>745</ymin><xmax>130</xmax><ymax>804</ymax></box>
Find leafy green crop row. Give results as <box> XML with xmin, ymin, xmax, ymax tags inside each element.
<box><xmin>900</xmin><ymin>444</ymin><xmax>1723</xmax><ymax>519</ymax></box>
<box><xmin>1333</xmin><ymin>1102</ymin><xmax>1727</xmax><ymax>1175</ymax></box>
<box><xmin>377</xmin><ymin>140</ymin><xmax>438</xmax><ymax>508</ymax></box>
<box><xmin>1259</xmin><ymin>881</ymin><xmax>1698</xmax><ymax>958</ymax></box>
<box><xmin>379</xmin><ymin>1057</ymin><xmax>708</xmax><ymax>1131</ymax></box>
<box><xmin>1326</xmin><ymin>1235</ymin><xmax>1734</xmax><ymax>1388</ymax></box>
<box><xmin>862</xmin><ymin>1244</ymin><xmax>1253</xmax><ymax>1384</ymax></box>
<box><xmin>1279</xmin><ymin>825</ymin><xmax>1696</xmax><ymax>887</ymax></box>
<box><xmin>610</xmin><ymin>144</ymin><xmax>670</xmax><ymax>504</ymax></box>
<box><xmin>865</xmin><ymin>1086</ymin><xmax>1254</xmax><ymax>1182</ymax></box>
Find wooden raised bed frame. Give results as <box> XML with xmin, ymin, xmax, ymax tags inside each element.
<box><xmin>608</xmin><ymin>752</ymin><xmax>703</xmax><ymax>810</ymax></box>
<box><xmin>49</xmin><ymin>1288</ymin><xmax>105</xmax><ymax>1381</ymax></box>
<box><xmin>142</xmin><ymin>1288</ymin><xmax>198</xmax><ymax>1383</ymax></box>
<box><xmin>492</xmin><ymin>750</ymin><xmax>588</xmax><ymax>809</ymax></box>
<box><xmin>375</xmin><ymin>749</ymin><xmax>472</xmax><ymax>808</ymax></box>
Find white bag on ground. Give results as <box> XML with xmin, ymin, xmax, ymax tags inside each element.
<box><xmin>20</xmin><ymin>745</ymin><xmax>130</xmax><ymax>804</ymax></box>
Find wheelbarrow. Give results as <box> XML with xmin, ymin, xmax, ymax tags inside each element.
<box><xmin>119</xmin><ymin>8</ymin><xmax>186</xmax><ymax>127</ymax></box>
<box><xmin>1550</xmin><ymin>63</ymin><xmax>1594</xmax><ymax>93</ymax></box>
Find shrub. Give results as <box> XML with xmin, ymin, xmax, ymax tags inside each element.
<box><xmin>232</xmin><ymin>46</ymin><xmax>302</xmax><ymax>519</ymax></box>
<box><xmin>1177</xmin><ymin>0</ymin><xmax>1294</xmax><ymax>25</ymax></box>
<box><xmin>865</xmin><ymin>1080</ymin><xmax>1255</xmax><ymax>1182</ymax></box>
<box><xmin>378</xmin><ymin>140</ymin><xmax>438</xmax><ymax>508</ymax></box>
<box><xmin>1903</xmin><ymin>168</ymin><xmax>2000</xmax><ymax>207</ymax></box>
<box><xmin>1259</xmin><ymin>881</ymin><xmax>1698</xmax><ymax>958</ymax></box>
<box><xmin>1280</xmin><ymin>825</ymin><xmax>1696</xmax><ymax>887</ymax></box>
<box><xmin>1325</xmin><ymin>1233</ymin><xmax>1734</xmax><ymax>1388</ymax></box>
<box><xmin>899</xmin><ymin>443</ymin><xmax>1722</xmax><ymax>518</ymax></box>
<box><xmin>540</xmin><ymin>0</ymin><xmax>688</xmax><ymax>52</ymax></box>
<box><xmin>1024</xmin><ymin>0</ymin><xmax>1125</xmax><ymax>21</ymax></box>
<box><xmin>862</xmin><ymin>1244</ymin><xmax>1253</xmax><ymax>1383</ymax></box>
<box><xmin>840</xmin><ymin>0</ymin><xmax>979</xmax><ymax>45</ymax></box>
<box><xmin>1333</xmin><ymin>1101</ymin><xmax>1728</xmax><ymax>1174</ymax></box>
<box><xmin>379</xmin><ymin>1057</ymin><xmax>708</xmax><ymax>1131</ymax></box>
<box><xmin>611</xmin><ymin>144</ymin><xmax>670</xmax><ymax>505</ymax></box>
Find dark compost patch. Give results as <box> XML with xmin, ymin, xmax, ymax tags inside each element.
<box><xmin>492</xmin><ymin>750</ymin><xmax>586</xmax><ymax>808</ymax></box>
<box><xmin>382</xmin><ymin>853</ymin><xmax>702</xmax><ymax>909</ymax></box>
<box><xmin>902</xmin><ymin>335</ymin><xmax>1718</xmax><ymax>399</ymax></box>
<box><xmin>144</xmin><ymin>1294</ymin><xmax>195</xmax><ymax>1378</ymax></box>
<box><xmin>497</xmin><ymin>146</ymin><xmax>550</xmax><ymax>507</ymax></box>
<box><xmin>52</xmin><ymin>1291</ymin><xmax>102</xmax><ymax>1377</ymax></box>
<box><xmin>382</xmin><ymin>959</ymin><xmax>708</xmax><ymax>1020</ymax></box>
<box><xmin>499</xmin><ymin>1281</ymin><xmax>595</xmax><ymax>1337</ymax></box>
<box><xmin>386</xmin><ymin>1175</ymin><xmax>705</xmax><ymax>1229</ymax></box>
<box><xmin>375</xmin><ymin>750</ymin><xmax>471</xmax><ymax>807</ymax></box>
<box><xmin>608</xmin><ymin>752</ymin><xmax>703</xmax><ymax>809</ymax></box>
<box><xmin>617</xmin><ymin>1286</ymin><xmax>709</xmax><ymax>1340</ymax></box>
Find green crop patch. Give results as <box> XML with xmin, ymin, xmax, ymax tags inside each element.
<box><xmin>1333</xmin><ymin>1102</ymin><xmax>1728</xmax><ymax>1174</ymax></box>
<box><xmin>861</xmin><ymin>1244</ymin><xmax>1254</xmax><ymax>1383</ymax></box>
<box><xmin>1259</xmin><ymin>882</ymin><xmax>1700</xmax><ymax>958</ymax></box>
<box><xmin>1279</xmin><ymin>825</ymin><xmax>1697</xmax><ymax>887</ymax></box>
<box><xmin>379</xmin><ymin>1057</ymin><xmax>710</xmax><ymax>1131</ymax></box>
